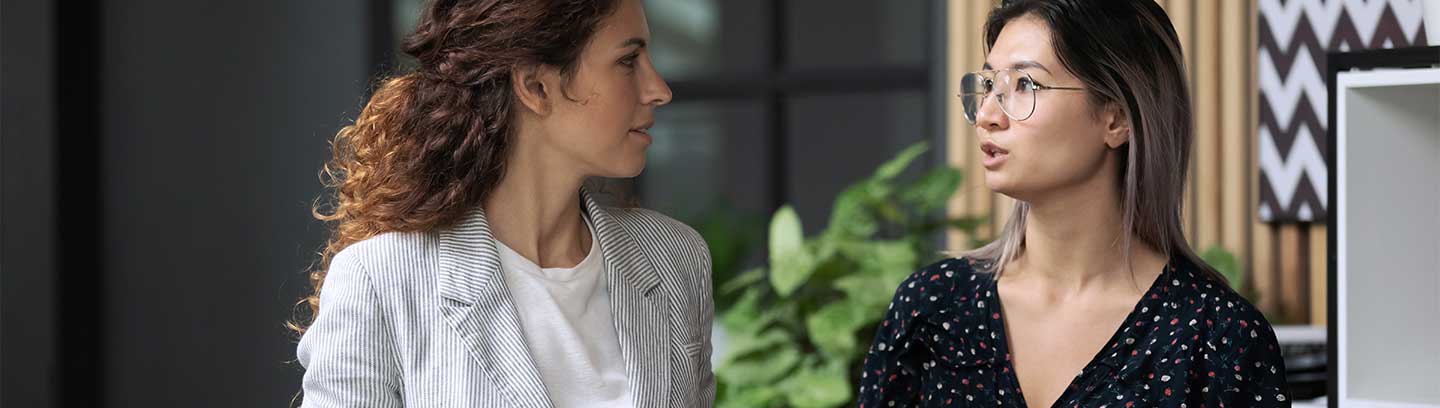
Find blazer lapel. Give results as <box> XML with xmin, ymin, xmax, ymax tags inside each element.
<box><xmin>436</xmin><ymin>207</ymin><xmax>553</xmax><ymax>408</ymax></box>
<box><xmin>582</xmin><ymin>188</ymin><xmax>673</xmax><ymax>408</ymax></box>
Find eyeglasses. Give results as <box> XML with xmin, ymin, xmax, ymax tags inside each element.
<box><xmin>959</xmin><ymin>69</ymin><xmax>1086</xmax><ymax>124</ymax></box>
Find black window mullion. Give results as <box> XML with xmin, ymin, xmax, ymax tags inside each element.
<box><xmin>54</xmin><ymin>0</ymin><xmax>104</xmax><ymax>405</ymax></box>
<box><xmin>669</xmin><ymin>65</ymin><xmax>929</xmax><ymax>99</ymax></box>
<box><xmin>768</xmin><ymin>0</ymin><xmax>788</xmax><ymax>212</ymax></box>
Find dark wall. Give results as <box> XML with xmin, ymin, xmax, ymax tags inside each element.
<box><xmin>98</xmin><ymin>1</ymin><xmax>369</xmax><ymax>406</ymax></box>
<box><xmin>4</xmin><ymin>1</ymin><xmax>373</xmax><ymax>406</ymax></box>
<box><xmin>2</xmin><ymin>0</ymin><xmax>59</xmax><ymax>406</ymax></box>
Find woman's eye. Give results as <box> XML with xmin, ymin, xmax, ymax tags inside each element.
<box><xmin>1016</xmin><ymin>77</ymin><xmax>1037</xmax><ymax>92</ymax></box>
<box><xmin>983</xmin><ymin>78</ymin><xmax>994</xmax><ymax>92</ymax></box>
<box><xmin>620</xmin><ymin>54</ymin><xmax>639</xmax><ymax>68</ymax></box>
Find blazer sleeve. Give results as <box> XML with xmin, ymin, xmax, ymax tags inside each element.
<box><xmin>697</xmin><ymin>238</ymin><xmax>716</xmax><ymax>407</ymax></box>
<box><xmin>296</xmin><ymin>250</ymin><xmax>404</xmax><ymax>408</ymax></box>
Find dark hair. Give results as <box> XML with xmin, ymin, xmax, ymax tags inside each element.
<box><xmin>289</xmin><ymin>0</ymin><xmax>621</xmax><ymax>335</ymax></box>
<box><xmin>967</xmin><ymin>0</ymin><xmax>1222</xmax><ymax>283</ymax></box>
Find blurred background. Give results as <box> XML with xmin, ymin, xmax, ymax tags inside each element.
<box><xmin>2</xmin><ymin>0</ymin><xmax>1435</xmax><ymax>407</ymax></box>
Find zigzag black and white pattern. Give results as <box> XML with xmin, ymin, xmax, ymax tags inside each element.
<box><xmin>1257</xmin><ymin>0</ymin><xmax>1428</xmax><ymax>222</ymax></box>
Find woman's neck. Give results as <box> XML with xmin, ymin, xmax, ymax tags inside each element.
<box><xmin>483</xmin><ymin>136</ymin><xmax>591</xmax><ymax>269</ymax></box>
<box><xmin>1009</xmin><ymin>164</ymin><xmax>1148</xmax><ymax>294</ymax></box>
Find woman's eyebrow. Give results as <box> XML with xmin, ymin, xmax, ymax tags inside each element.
<box><xmin>981</xmin><ymin>59</ymin><xmax>1053</xmax><ymax>75</ymax></box>
<box><xmin>618</xmin><ymin>38</ymin><xmax>647</xmax><ymax>50</ymax></box>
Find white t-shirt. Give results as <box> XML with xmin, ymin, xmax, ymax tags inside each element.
<box><xmin>495</xmin><ymin>218</ymin><xmax>631</xmax><ymax>408</ymax></box>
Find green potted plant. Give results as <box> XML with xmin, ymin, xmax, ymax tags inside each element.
<box><xmin>710</xmin><ymin>142</ymin><xmax>984</xmax><ymax>407</ymax></box>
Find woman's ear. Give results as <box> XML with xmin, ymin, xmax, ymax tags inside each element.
<box><xmin>512</xmin><ymin>63</ymin><xmax>553</xmax><ymax>116</ymax></box>
<box><xmin>1102</xmin><ymin>102</ymin><xmax>1132</xmax><ymax>149</ymax></box>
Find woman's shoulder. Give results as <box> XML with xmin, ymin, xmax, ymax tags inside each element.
<box><xmin>872</xmin><ymin>257</ymin><xmax>999</xmax><ymax>354</ymax></box>
<box><xmin>906</xmin><ymin>256</ymin><xmax>985</xmax><ymax>283</ymax></box>
<box><xmin>334</xmin><ymin>230</ymin><xmax>436</xmax><ymax>265</ymax></box>
<box><xmin>604</xmin><ymin>206</ymin><xmax>698</xmax><ymax>235</ymax></box>
<box><xmin>1164</xmin><ymin>258</ymin><xmax>1280</xmax><ymax>346</ymax></box>
<box><xmin>888</xmin><ymin>257</ymin><xmax>992</xmax><ymax>313</ymax></box>
<box><xmin>1158</xmin><ymin>258</ymin><xmax>1289</xmax><ymax>399</ymax></box>
<box><xmin>327</xmin><ymin>230</ymin><xmax>439</xmax><ymax>291</ymax></box>
<box><xmin>602</xmin><ymin>206</ymin><xmax>707</xmax><ymax>259</ymax></box>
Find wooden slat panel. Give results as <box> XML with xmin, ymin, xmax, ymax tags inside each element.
<box><xmin>968</xmin><ymin>0</ymin><xmax>995</xmax><ymax>239</ymax></box>
<box><xmin>1220</xmin><ymin>0</ymin><xmax>1251</xmax><ymax>271</ymax></box>
<box><xmin>1167</xmin><ymin>0</ymin><xmax>1198</xmax><ymax>244</ymax></box>
<box><xmin>1245</xmin><ymin>0</ymin><xmax>1277</xmax><ymax>318</ymax></box>
<box><xmin>1253</xmin><ymin>222</ymin><xmax>1277</xmax><ymax>314</ymax></box>
<box><xmin>1310</xmin><ymin>224</ymin><xmax>1327</xmax><ymax>326</ymax></box>
<box><xmin>1193</xmin><ymin>0</ymin><xmax>1221</xmax><ymax>251</ymax></box>
<box><xmin>946</xmin><ymin>0</ymin><xmax>973</xmax><ymax>250</ymax></box>
<box><xmin>1169</xmin><ymin>0</ymin><xmax>1195</xmax><ymax>76</ymax></box>
<box><xmin>946</xmin><ymin>0</ymin><xmax>1002</xmax><ymax>250</ymax></box>
<box><xmin>1278</xmin><ymin>224</ymin><xmax>1304</xmax><ymax>324</ymax></box>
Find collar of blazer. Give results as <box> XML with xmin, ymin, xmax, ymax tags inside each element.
<box><xmin>434</xmin><ymin>186</ymin><xmax>673</xmax><ymax>408</ymax></box>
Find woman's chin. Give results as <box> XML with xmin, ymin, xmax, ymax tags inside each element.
<box><xmin>606</xmin><ymin>157</ymin><xmax>647</xmax><ymax>179</ymax></box>
<box><xmin>984</xmin><ymin>173</ymin><xmax>1032</xmax><ymax>201</ymax></box>
<box><xmin>984</xmin><ymin>171</ymin><xmax>1012</xmax><ymax>193</ymax></box>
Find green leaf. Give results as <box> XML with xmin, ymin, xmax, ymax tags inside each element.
<box><xmin>1200</xmin><ymin>245</ymin><xmax>1244</xmax><ymax>291</ymax></box>
<box><xmin>780</xmin><ymin>361</ymin><xmax>852</xmax><ymax>408</ymax></box>
<box><xmin>899</xmin><ymin>167</ymin><xmax>963</xmax><ymax>213</ymax></box>
<box><xmin>718</xmin><ymin>384</ymin><xmax>783</xmax><ymax>408</ymax></box>
<box><xmin>812</xmin><ymin>234</ymin><xmax>841</xmax><ymax>261</ymax></box>
<box><xmin>768</xmin><ymin>205</ymin><xmax>804</xmax><ymax>258</ymax></box>
<box><xmin>770</xmin><ymin>251</ymin><xmax>816</xmax><ymax>298</ymax></box>
<box><xmin>718</xmin><ymin>327</ymin><xmax>793</xmax><ymax>366</ymax></box>
<box><xmin>840</xmin><ymin>240</ymin><xmax>918</xmax><ymax>283</ymax></box>
<box><xmin>717</xmin><ymin>343</ymin><xmax>800</xmax><ymax>386</ymax></box>
<box><xmin>944</xmin><ymin>216</ymin><xmax>987</xmax><ymax>231</ymax></box>
<box><xmin>833</xmin><ymin>274</ymin><xmax>896</xmax><ymax>311</ymax></box>
<box><xmin>873</xmin><ymin>201</ymin><xmax>905</xmax><ymax>224</ymax></box>
<box><xmin>872</xmin><ymin>142</ymin><xmax>929</xmax><ymax>182</ymax></box>
<box><xmin>804</xmin><ymin>302</ymin><xmax>870</xmax><ymax>358</ymax></box>
<box><xmin>719</xmin><ymin>267</ymin><xmax>766</xmax><ymax>296</ymax></box>
<box><xmin>720</xmin><ymin>288</ymin><xmax>777</xmax><ymax>335</ymax></box>
<box><xmin>768</xmin><ymin>206</ymin><xmax>815</xmax><ymax>297</ymax></box>
<box><xmin>825</xmin><ymin>185</ymin><xmax>879</xmax><ymax>241</ymax></box>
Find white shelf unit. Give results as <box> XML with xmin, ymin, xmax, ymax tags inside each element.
<box><xmin>1334</xmin><ymin>67</ymin><xmax>1440</xmax><ymax>408</ymax></box>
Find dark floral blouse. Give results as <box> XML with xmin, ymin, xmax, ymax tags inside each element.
<box><xmin>858</xmin><ymin>257</ymin><xmax>1290</xmax><ymax>407</ymax></box>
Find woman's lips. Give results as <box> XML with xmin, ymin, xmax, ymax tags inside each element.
<box><xmin>629</xmin><ymin>128</ymin><xmax>652</xmax><ymax>144</ymax></box>
<box><xmin>981</xmin><ymin>140</ymin><xmax>1009</xmax><ymax>169</ymax></box>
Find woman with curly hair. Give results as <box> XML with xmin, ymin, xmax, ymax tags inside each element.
<box><xmin>292</xmin><ymin>0</ymin><xmax>713</xmax><ymax>406</ymax></box>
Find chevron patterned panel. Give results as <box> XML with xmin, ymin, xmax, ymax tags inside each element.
<box><xmin>1257</xmin><ymin>0</ymin><xmax>1428</xmax><ymax>223</ymax></box>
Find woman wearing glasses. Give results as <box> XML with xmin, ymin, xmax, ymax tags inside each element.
<box><xmin>859</xmin><ymin>1</ymin><xmax>1288</xmax><ymax>407</ymax></box>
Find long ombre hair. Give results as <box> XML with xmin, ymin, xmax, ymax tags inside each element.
<box><xmin>964</xmin><ymin>0</ymin><xmax>1222</xmax><ymax>283</ymax></box>
<box><xmin>288</xmin><ymin>0</ymin><xmax>621</xmax><ymax>335</ymax></box>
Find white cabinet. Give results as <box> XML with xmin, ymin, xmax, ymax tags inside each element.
<box><xmin>1333</xmin><ymin>64</ymin><xmax>1440</xmax><ymax>407</ymax></box>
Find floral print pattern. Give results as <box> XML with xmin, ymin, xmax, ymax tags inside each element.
<box><xmin>858</xmin><ymin>257</ymin><xmax>1290</xmax><ymax>407</ymax></box>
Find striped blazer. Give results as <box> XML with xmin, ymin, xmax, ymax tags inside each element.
<box><xmin>297</xmin><ymin>189</ymin><xmax>715</xmax><ymax>407</ymax></box>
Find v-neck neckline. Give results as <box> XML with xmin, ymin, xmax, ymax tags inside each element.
<box><xmin>988</xmin><ymin>259</ymin><xmax>1174</xmax><ymax>408</ymax></box>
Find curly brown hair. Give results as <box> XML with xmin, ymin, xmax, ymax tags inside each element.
<box><xmin>289</xmin><ymin>0</ymin><xmax>621</xmax><ymax>335</ymax></box>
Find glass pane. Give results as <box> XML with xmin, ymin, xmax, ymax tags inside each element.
<box><xmin>393</xmin><ymin>0</ymin><xmax>426</xmax><ymax>69</ymax></box>
<box><xmin>646</xmin><ymin>0</ymin><xmax>768</xmax><ymax>81</ymax></box>
<box><xmin>393</xmin><ymin>0</ymin><xmax>767</xmax><ymax>80</ymax></box>
<box><xmin>786</xmin><ymin>91</ymin><xmax>930</xmax><ymax>233</ymax></box>
<box><xmin>640</xmin><ymin>99</ymin><xmax>770</xmax><ymax>223</ymax></box>
<box><xmin>785</xmin><ymin>0</ymin><xmax>928</xmax><ymax>70</ymax></box>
